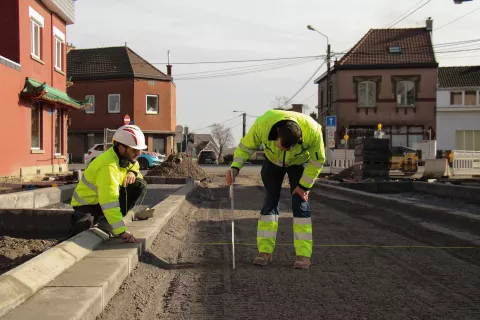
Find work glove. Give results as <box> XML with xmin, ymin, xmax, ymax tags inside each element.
<box><xmin>120</xmin><ymin>231</ymin><xmax>140</xmax><ymax>243</ymax></box>
<box><xmin>226</xmin><ymin>168</ymin><xmax>239</xmax><ymax>186</ymax></box>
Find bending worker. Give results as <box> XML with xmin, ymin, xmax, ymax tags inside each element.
<box><xmin>70</xmin><ymin>125</ymin><xmax>148</xmax><ymax>243</ymax></box>
<box><xmin>226</xmin><ymin>109</ymin><xmax>325</xmax><ymax>269</ymax></box>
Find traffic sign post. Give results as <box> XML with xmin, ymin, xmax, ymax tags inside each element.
<box><xmin>123</xmin><ymin>115</ymin><xmax>131</xmax><ymax>125</ymax></box>
<box><xmin>325</xmin><ymin>116</ymin><xmax>337</xmax><ymax>166</ymax></box>
<box><xmin>326</xmin><ymin>116</ymin><xmax>336</xmax><ymax>128</ymax></box>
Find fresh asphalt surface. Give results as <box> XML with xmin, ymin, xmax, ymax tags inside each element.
<box><xmin>95</xmin><ymin>175</ymin><xmax>480</xmax><ymax>320</ymax></box>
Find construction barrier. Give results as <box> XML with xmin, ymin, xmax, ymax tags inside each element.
<box><xmin>330</xmin><ymin>149</ymin><xmax>354</xmax><ymax>174</ymax></box>
<box><xmin>451</xmin><ymin>150</ymin><xmax>480</xmax><ymax>176</ymax></box>
<box><xmin>422</xmin><ymin>159</ymin><xmax>451</xmax><ymax>179</ymax></box>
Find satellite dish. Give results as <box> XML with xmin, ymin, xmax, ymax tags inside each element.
<box><xmin>175</xmin><ymin>125</ymin><xmax>183</xmax><ymax>133</ymax></box>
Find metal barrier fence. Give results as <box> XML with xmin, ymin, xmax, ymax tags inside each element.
<box><xmin>452</xmin><ymin>150</ymin><xmax>480</xmax><ymax>176</ymax></box>
<box><xmin>330</xmin><ymin>149</ymin><xmax>355</xmax><ymax>174</ymax></box>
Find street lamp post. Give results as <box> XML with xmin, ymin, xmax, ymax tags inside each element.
<box><xmin>307</xmin><ymin>25</ymin><xmax>331</xmax><ymax>115</ymax></box>
<box><xmin>233</xmin><ymin>110</ymin><xmax>247</xmax><ymax>137</ymax></box>
<box><xmin>308</xmin><ymin>25</ymin><xmax>332</xmax><ymax>165</ymax></box>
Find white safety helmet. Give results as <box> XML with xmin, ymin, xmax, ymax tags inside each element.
<box><xmin>112</xmin><ymin>125</ymin><xmax>147</xmax><ymax>150</ymax></box>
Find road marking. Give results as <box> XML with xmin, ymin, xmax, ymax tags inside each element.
<box><xmin>192</xmin><ymin>242</ymin><xmax>480</xmax><ymax>249</ymax></box>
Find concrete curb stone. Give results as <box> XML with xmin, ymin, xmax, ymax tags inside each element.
<box><xmin>0</xmin><ymin>184</ymin><xmax>76</xmax><ymax>209</ymax></box>
<box><xmin>1</xmin><ymin>184</ymin><xmax>197</xmax><ymax>320</ymax></box>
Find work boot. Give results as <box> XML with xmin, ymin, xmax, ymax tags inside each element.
<box><xmin>70</xmin><ymin>213</ymin><xmax>94</xmax><ymax>237</ymax></box>
<box><xmin>253</xmin><ymin>253</ymin><xmax>272</xmax><ymax>266</ymax></box>
<box><xmin>294</xmin><ymin>256</ymin><xmax>311</xmax><ymax>269</ymax></box>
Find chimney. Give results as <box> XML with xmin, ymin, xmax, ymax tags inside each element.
<box><xmin>166</xmin><ymin>50</ymin><xmax>172</xmax><ymax>77</ymax></box>
<box><xmin>66</xmin><ymin>42</ymin><xmax>76</xmax><ymax>54</ymax></box>
<box><xmin>426</xmin><ymin>17</ymin><xmax>433</xmax><ymax>31</ymax></box>
<box><xmin>291</xmin><ymin>104</ymin><xmax>304</xmax><ymax>113</ymax></box>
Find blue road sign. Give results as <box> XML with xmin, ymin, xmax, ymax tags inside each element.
<box><xmin>326</xmin><ymin>116</ymin><xmax>336</xmax><ymax>127</ymax></box>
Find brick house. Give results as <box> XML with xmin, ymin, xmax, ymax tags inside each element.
<box><xmin>315</xmin><ymin>19</ymin><xmax>438</xmax><ymax>149</ymax></box>
<box><xmin>66</xmin><ymin>46</ymin><xmax>176</xmax><ymax>162</ymax></box>
<box><xmin>0</xmin><ymin>0</ymin><xmax>89</xmax><ymax>177</ymax></box>
<box><xmin>437</xmin><ymin>66</ymin><xmax>480</xmax><ymax>151</ymax></box>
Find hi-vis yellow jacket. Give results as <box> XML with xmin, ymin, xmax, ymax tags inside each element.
<box><xmin>231</xmin><ymin>109</ymin><xmax>325</xmax><ymax>190</ymax></box>
<box><xmin>71</xmin><ymin>147</ymin><xmax>142</xmax><ymax>235</ymax></box>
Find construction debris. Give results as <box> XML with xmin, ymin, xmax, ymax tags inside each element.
<box><xmin>146</xmin><ymin>153</ymin><xmax>211</xmax><ymax>180</ymax></box>
<box><xmin>327</xmin><ymin>166</ymin><xmax>355</xmax><ymax>181</ymax></box>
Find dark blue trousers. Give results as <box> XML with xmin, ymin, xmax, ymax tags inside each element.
<box><xmin>260</xmin><ymin>159</ymin><xmax>311</xmax><ymax>218</ymax></box>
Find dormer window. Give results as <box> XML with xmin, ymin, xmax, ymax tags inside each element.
<box><xmin>389</xmin><ymin>46</ymin><xmax>402</xmax><ymax>54</ymax></box>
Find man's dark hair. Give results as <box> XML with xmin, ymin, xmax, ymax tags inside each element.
<box><xmin>277</xmin><ymin>121</ymin><xmax>302</xmax><ymax>148</ymax></box>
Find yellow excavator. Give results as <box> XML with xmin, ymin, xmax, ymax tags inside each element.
<box><xmin>390</xmin><ymin>146</ymin><xmax>419</xmax><ymax>174</ymax></box>
<box><xmin>375</xmin><ymin>124</ymin><xmax>419</xmax><ymax>174</ymax></box>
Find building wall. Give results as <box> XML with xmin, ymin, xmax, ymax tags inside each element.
<box><xmin>67</xmin><ymin>79</ymin><xmax>135</xmax><ymax>130</ymax></box>
<box><xmin>0</xmin><ymin>0</ymin><xmax>20</xmax><ymax>63</ymax></box>
<box><xmin>436</xmin><ymin>88</ymin><xmax>480</xmax><ymax>150</ymax></box>
<box><xmin>0</xmin><ymin>0</ymin><xmax>69</xmax><ymax>176</ymax></box>
<box><xmin>330</xmin><ymin>68</ymin><xmax>437</xmax><ymax>140</ymax></box>
<box><xmin>133</xmin><ymin>79</ymin><xmax>175</xmax><ymax>132</ymax></box>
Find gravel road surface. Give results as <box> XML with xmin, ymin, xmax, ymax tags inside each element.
<box><xmin>97</xmin><ymin>176</ymin><xmax>480</xmax><ymax>320</ymax></box>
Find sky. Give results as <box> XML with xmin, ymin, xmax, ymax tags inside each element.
<box><xmin>67</xmin><ymin>0</ymin><xmax>480</xmax><ymax>145</ymax></box>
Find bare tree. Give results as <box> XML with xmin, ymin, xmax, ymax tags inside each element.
<box><xmin>271</xmin><ymin>95</ymin><xmax>290</xmax><ymax>110</ymax></box>
<box><xmin>211</xmin><ymin>123</ymin><xmax>234</xmax><ymax>163</ymax></box>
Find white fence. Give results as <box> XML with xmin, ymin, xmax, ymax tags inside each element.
<box><xmin>451</xmin><ymin>150</ymin><xmax>480</xmax><ymax>176</ymax></box>
<box><xmin>330</xmin><ymin>149</ymin><xmax>355</xmax><ymax>174</ymax></box>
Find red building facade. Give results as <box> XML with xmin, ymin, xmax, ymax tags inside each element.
<box><xmin>0</xmin><ymin>0</ymin><xmax>88</xmax><ymax>177</ymax></box>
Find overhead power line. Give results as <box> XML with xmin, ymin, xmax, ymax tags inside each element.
<box><xmin>173</xmin><ymin>57</ymin><xmax>315</xmax><ymax>77</ymax></box>
<box><xmin>191</xmin><ymin>115</ymin><xmax>242</xmax><ymax>132</ymax></box>
<box><xmin>174</xmin><ymin>58</ymin><xmax>319</xmax><ymax>81</ymax></box>
<box><xmin>385</xmin><ymin>0</ymin><xmax>433</xmax><ymax>29</ymax></box>
<box><xmin>132</xmin><ymin>54</ymin><xmax>324</xmax><ymax>65</ymax></box>
<box><xmin>435</xmin><ymin>6</ymin><xmax>480</xmax><ymax>31</ymax></box>
<box><xmin>279</xmin><ymin>61</ymin><xmax>327</xmax><ymax>109</ymax></box>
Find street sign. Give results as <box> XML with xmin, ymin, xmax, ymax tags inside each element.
<box><xmin>327</xmin><ymin>126</ymin><xmax>336</xmax><ymax>150</ymax></box>
<box><xmin>174</xmin><ymin>133</ymin><xmax>183</xmax><ymax>142</ymax></box>
<box><xmin>326</xmin><ymin>116</ymin><xmax>336</xmax><ymax>128</ymax></box>
<box><xmin>175</xmin><ymin>125</ymin><xmax>184</xmax><ymax>133</ymax></box>
<box><xmin>124</xmin><ymin>115</ymin><xmax>131</xmax><ymax>125</ymax></box>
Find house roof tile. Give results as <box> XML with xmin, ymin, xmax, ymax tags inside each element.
<box><xmin>438</xmin><ymin>66</ymin><xmax>480</xmax><ymax>88</ymax></box>
<box><xmin>67</xmin><ymin>46</ymin><xmax>170</xmax><ymax>81</ymax></box>
<box><xmin>336</xmin><ymin>28</ymin><xmax>437</xmax><ymax>68</ymax></box>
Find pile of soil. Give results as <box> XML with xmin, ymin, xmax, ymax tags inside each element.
<box><xmin>146</xmin><ymin>153</ymin><xmax>211</xmax><ymax>180</ymax></box>
<box><xmin>327</xmin><ymin>166</ymin><xmax>355</xmax><ymax>181</ymax></box>
<box><xmin>0</xmin><ymin>236</ymin><xmax>60</xmax><ymax>274</ymax></box>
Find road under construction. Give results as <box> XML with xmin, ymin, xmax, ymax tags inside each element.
<box><xmin>94</xmin><ymin>174</ymin><xmax>480</xmax><ymax>320</ymax></box>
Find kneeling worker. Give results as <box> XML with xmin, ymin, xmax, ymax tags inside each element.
<box><xmin>71</xmin><ymin>125</ymin><xmax>148</xmax><ymax>243</ymax></box>
<box><xmin>226</xmin><ymin>109</ymin><xmax>325</xmax><ymax>269</ymax></box>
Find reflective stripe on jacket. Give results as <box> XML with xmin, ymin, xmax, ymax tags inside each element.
<box><xmin>231</xmin><ymin>109</ymin><xmax>326</xmax><ymax>189</ymax></box>
<box><xmin>71</xmin><ymin>147</ymin><xmax>142</xmax><ymax>235</ymax></box>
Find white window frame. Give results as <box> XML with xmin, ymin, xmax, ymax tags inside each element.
<box><xmin>53</xmin><ymin>26</ymin><xmax>65</xmax><ymax>71</ymax></box>
<box><xmin>54</xmin><ymin>37</ymin><xmax>62</xmax><ymax>70</ymax></box>
<box><xmin>29</xmin><ymin>7</ymin><xmax>44</xmax><ymax>60</ymax></box>
<box><xmin>31</xmin><ymin>20</ymin><xmax>41</xmax><ymax>59</ymax></box>
<box><xmin>449</xmin><ymin>90</ymin><xmax>480</xmax><ymax>106</ymax></box>
<box><xmin>146</xmin><ymin>94</ymin><xmax>159</xmax><ymax>114</ymax></box>
<box><xmin>54</xmin><ymin>109</ymin><xmax>63</xmax><ymax>155</ymax></box>
<box><xmin>450</xmin><ymin>91</ymin><xmax>464</xmax><ymax>106</ymax></box>
<box><xmin>31</xmin><ymin>103</ymin><xmax>42</xmax><ymax>150</ymax></box>
<box><xmin>85</xmin><ymin>95</ymin><xmax>95</xmax><ymax>114</ymax></box>
<box><xmin>456</xmin><ymin>130</ymin><xmax>480</xmax><ymax>151</ymax></box>
<box><xmin>358</xmin><ymin>81</ymin><xmax>376</xmax><ymax>107</ymax></box>
<box><xmin>108</xmin><ymin>94</ymin><xmax>121</xmax><ymax>113</ymax></box>
<box><xmin>396</xmin><ymin>81</ymin><xmax>415</xmax><ymax>107</ymax></box>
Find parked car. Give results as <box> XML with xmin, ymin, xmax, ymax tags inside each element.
<box><xmin>84</xmin><ymin>144</ymin><xmax>164</xmax><ymax>169</ymax></box>
<box><xmin>198</xmin><ymin>150</ymin><xmax>218</xmax><ymax>165</ymax></box>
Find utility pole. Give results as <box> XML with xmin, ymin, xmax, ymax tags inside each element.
<box><xmin>326</xmin><ymin>44</ymin><xmax>331</xmax><ymax>114</ymax></box>
<box><xmin>242</xmin><ymin>112</ymin><xmax>246</xmax><ymax>137</ymax></box>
